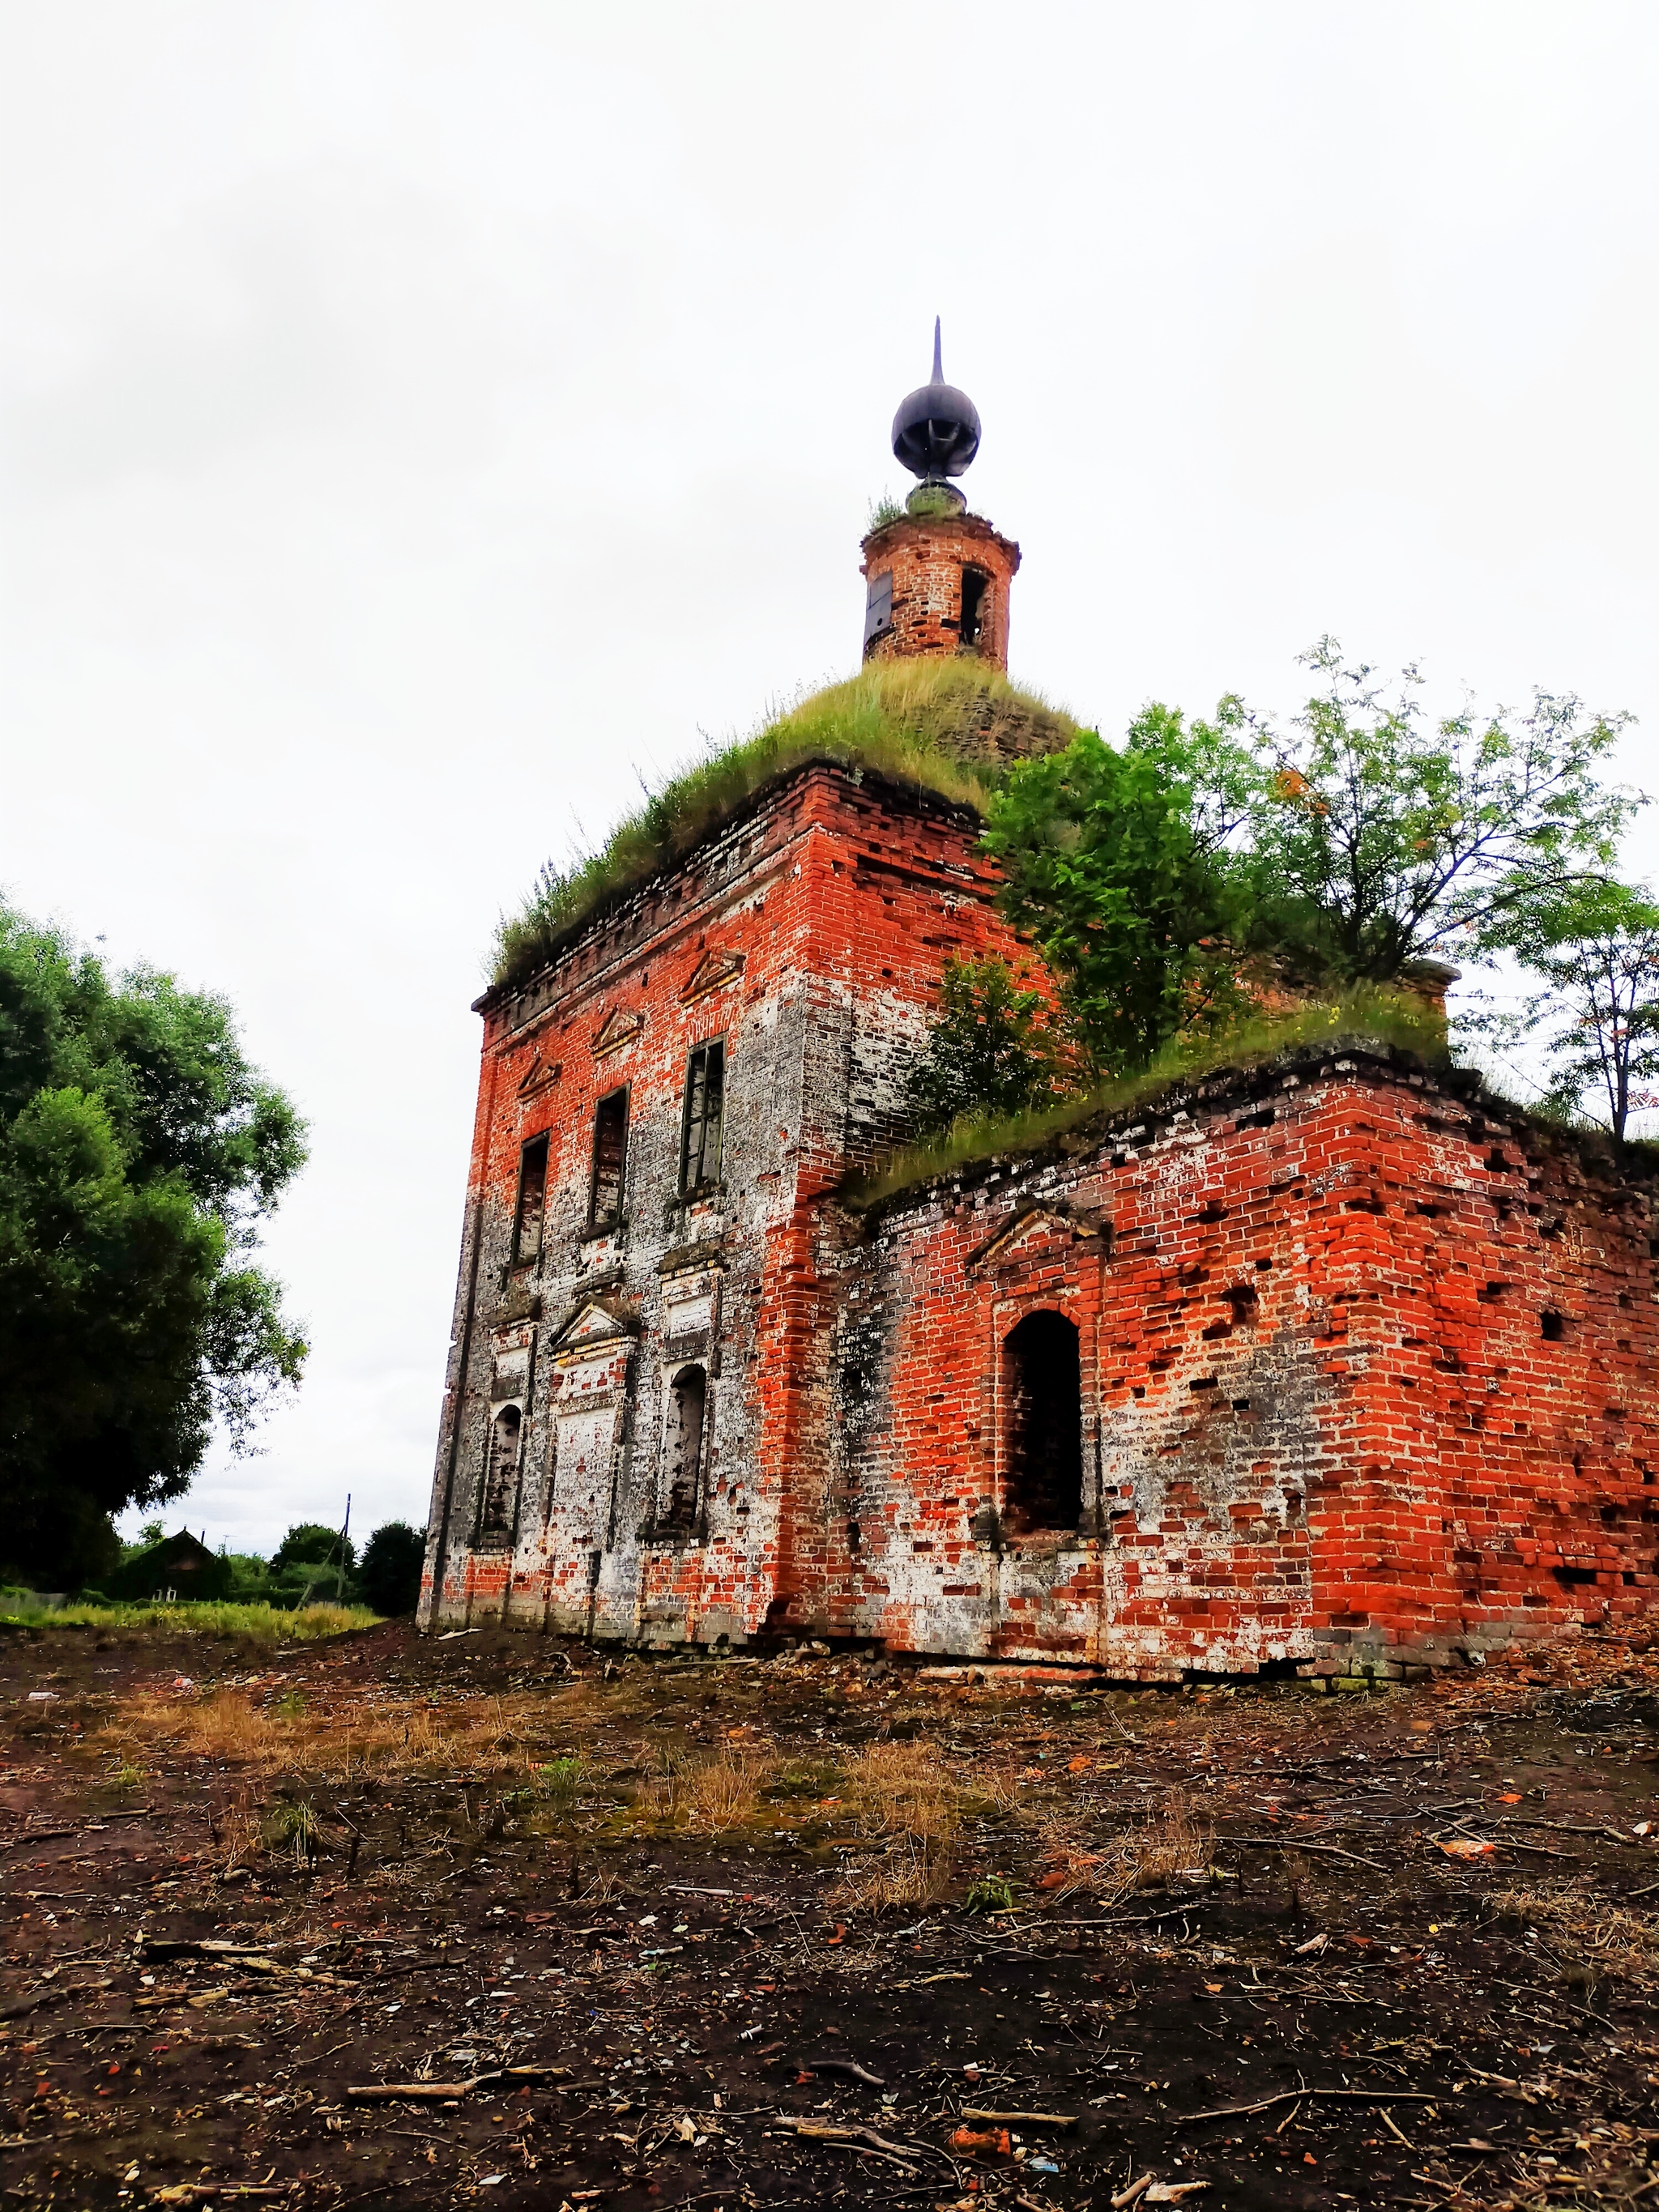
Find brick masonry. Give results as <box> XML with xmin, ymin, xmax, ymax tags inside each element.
<box><xmin>824</xmin><ymin>1051</ymin><xmax>1659</xmax><ymax>1679</ymax></box>
<box><xmin>860</xmin><ymin>511</ymin><xmax>1020</xmax><ymax>671</ymax></box>
<box><xmin>420</xmin><ymin>755</ymin><xmax>1659</xmax><ymax>1677</ymax></box>
<box><xmin>420</xmin><ymin>761</ymin><xmax>1053</xmax><ymax>1647</ymax></box>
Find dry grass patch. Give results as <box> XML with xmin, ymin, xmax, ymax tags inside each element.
<box><xmin>631</xmin><ymin>1745</ymin><xmax>777</xmax><ymax>1835</ymax></box>
<box><xmin>1496</xmin><ymin>1880</ymin><xmax>1659</xmax><ymax>1983</ymax></box>
<box><xmin>96</xmin><ymin>1684</ymin><xmax>592</xmax><ymax>1788</ymax></box>
<box><xmin>831</xmin><ymin>1742</ymin><xmax>964</xmax><ymax>1910</ymax></box>
<box><xmin>1057</xmin><ymin>1791</ymin><xmax>1213</xmax><ymax>1903</ymax></box>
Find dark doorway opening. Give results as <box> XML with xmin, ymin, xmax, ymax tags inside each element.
<box><xmin>663</xmin><ymin>1366</ymin><xmax>707</xmax><ymax>1530</ymax></box>
<box><xmin>959</xmin><ymin>566</ymin><xmax>990</xmax><ymax>650</ymax></box>
<box><xmin>1002</xmin><ymin>1310</ymin><xmax>1083</xmax><ymax>1535</ymax></box>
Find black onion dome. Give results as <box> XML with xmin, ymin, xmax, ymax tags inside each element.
<box><xmin>891</xmin><ymin>318</ymin><xmax>981</xmax><ymax>480</ymax></box>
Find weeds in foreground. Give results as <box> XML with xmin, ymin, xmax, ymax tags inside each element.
<box><xmin>965</xmin><ymin>1873</ymin><xmax>1018</xmax><ymax>1914</ymax></box>
<box><xmin>261</xmin><ymin>1801</ymin><xmax>320</xmax><ymax>1861</ymax></box>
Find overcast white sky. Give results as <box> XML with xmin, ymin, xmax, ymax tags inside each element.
<box><xmin>2</xmin><ymin>2</ymin><xmax>1655</xmax><ymax>1557</ymax></box>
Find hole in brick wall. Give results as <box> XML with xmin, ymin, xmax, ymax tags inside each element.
<box><xmin>1541</xmin><ymin>1310</ymin><xmax>1566</xmax><ymax>1341</ymax></box>
<box><xmin>1601</xmin><ymin>1504</ymin><xmax>1621</xmax><ymax>1525</ymax></box>
<box><xmin>959</xmin><ymin>565</ymin><xmax>990</xmax><ymax>648</ymax></box>
<box><xmin>1237</xmin><ymin>1108</ymin><xmax>1276</xmax><ymax>1131</ymax></box>
<box><xmin>1222</xmin><ymin>1284</ymin><xmax>1259</xmax><ymax>1324</ymax></box>
<box><xmin>1196</xmin><ymin>1201</ymin><xmax>1229</xmax><ymax>1223</ymax></box>
<box><xmin>1555</xmin><ymin>1566</ymin><xmax>1599</xmax><ymax>1588</ymax></box>
<box><xmin>1478</xmin><ymin>1281</ymin><xmax>1509</xmax><ymax>1302</ymax></box>
<box><xmin>661</xmin><ymin>1366</ymin><xmax>707</xmax><ymax>1531</ymax></box>
<box><xmin>1001</xmin><ymin>1310</ymin><xmax>1083</xmax><ymax>1538</ymax></box>
<box><xmin>1486</xmin><ymin>1148</ymin><xmax>1509</xmax><ymax>1172</ymax></box>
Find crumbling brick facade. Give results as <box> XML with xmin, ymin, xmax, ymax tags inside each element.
<box><xmin>420</xmin><ymin>751</ymin><xmax>1659</xmax><ymax>1676</ymax></box>
<box><xmin>823</xmin><ymin>1051</ymin><xmax>1659</xmax><ymax>1680</ymax></box>
<box><xmin>420</xmin><ymin>761</ymin><xmax>1051</xmax><ymax>1647</ymax></box>
<box><xmin>422</xmin><ymin>496</ymin><xmax>1659</xmax><ymax>1677</ymax></box>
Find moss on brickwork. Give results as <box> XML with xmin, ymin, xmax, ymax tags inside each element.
<box><xmin>844</xmin><ymin>987</ymin><xmax>1450</xmax><ymax>1210</ymax></box>
<box><xmin>491</xmin><ymin>660</ymin><xmax>1077</xmax><ymax>991</ymax></box>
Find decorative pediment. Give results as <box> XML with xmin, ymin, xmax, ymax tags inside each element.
<box><xmin>966</xmin><ymin>1201</ymin><xmax>1109</xmax><ymax>1275</ymax></box>
<box><xmin>680</xmin><ymin>948</ymin><xmax>745</xmax><ymax>1004</ymax></box>
<box><xmin>516</xmin><ymin>1052</ymin><xmax>561</xmax><ymax>1102</ymax></box>
<box><xmin>548</xmin><ymin>1294</ymin><xmax>638</xmax><ymax>1361</ymax></box>
<box><xmin>591</xmin><ymin>1007</ymin><xmax>644</xmax><ymax>1059</ymax></box>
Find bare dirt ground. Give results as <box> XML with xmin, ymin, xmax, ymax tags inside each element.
<box><xmin>4</xmin><ymin>1621</ymin><xmax>1659</xmax><ymax>2212</ymax></box>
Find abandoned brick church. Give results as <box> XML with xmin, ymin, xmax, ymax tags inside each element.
<box><xmin>420</xmin><ymin>343</ymin><xmax>1659</xmax><ymax>1682</ymax></box>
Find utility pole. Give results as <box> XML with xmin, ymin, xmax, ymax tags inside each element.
<box><xmin>337</xmin><ymin>1494</ymin><xmax>352</xmax><ymax>1605</ymax></box>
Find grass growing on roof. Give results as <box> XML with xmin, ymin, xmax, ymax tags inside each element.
<box><xmin>491</xmin><ymin>658</ymin><xmax>1078</xmax><ymax>990</ymax></box>
<box><xmin>844</xmin><ymin>987</ymin><xmax>1449</xmax><ymax>1210</ymax></box>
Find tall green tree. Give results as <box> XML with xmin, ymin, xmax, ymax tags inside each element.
<box><xmin>0</xmin><ymin>903</ymin><xmax>307</xmax><ymax>1585</ymax></box>
<box><xmin>358</xmin><ymin>1520</ymin><xmax>426</xmax><ymax>1617</ymax></box>
<box><xmin>1247</xmin><ymin>639</ymin><xmax>1638</xmax><ymax>981</ymax></box>
<box><xmin>981</xmin><ymin>716</ymin><xmax>1250</xmax><ymax>1075</ymax></box>
<box><xmin>1508</xmin><ymin>887</ymin><xmax>1659</xmax><ymax>1144</ymax></box>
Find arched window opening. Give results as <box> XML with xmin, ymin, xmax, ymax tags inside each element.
<box><xmin>1002</xmin><ymin>1311</ymin><xmax>1082</xmax><ymax>1536</ymax></box>
<box><xmin>482</xmin><ymin>1404</ymin><xmax>523</xmax><ymax>1536</ymax></box>
<box><xmin>663</xmin><ymin>1366</ymin><xmax>707</xmax><ymax>1531</ymax></box>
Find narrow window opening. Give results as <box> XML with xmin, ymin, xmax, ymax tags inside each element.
<box><xmin>481</xmin><ymin>1404</ymin><xmax>522</xmax><ymax>1537</ymax></box>
<box><xmin>663</xmin><ymin>1366</ymin><xmax>707</xmax><ymax>1531</ymax></box>
<box><xmin>1002</xmin><ymin>1309</ymin><xmax>1083</xmax><ymax>1536</ymax></box>
<box><xmin>590</xmin><ymin>1088</ymin><xmax>629</xmax><ymax>1227</ymax></box>
<box><xmin>1541</xmin><ymin>1308</ymin><xmax>1566</xmax><ymax>1342</ymax></box>
<box><xmin>513</xmin><ymin>1133</ymin><xmax>549</xmax><ymax>1266</ymax></box>
<box><xmin>680</xmin><ymin>1041</ymin><xmax>725</xmax><ymax>1194</ymax></box>
<box><xmin>864</xmin><ymin>569</ymin><xmax>893</xmax><ymax>648</ymax></box>
<box><xmin>959</xmin><ymin>566</ymin><xmax>989</xmax><ymax>649</ymax></box>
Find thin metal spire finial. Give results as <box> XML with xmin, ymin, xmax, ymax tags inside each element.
<box><xmin>931</xmin><ymin>316</ymin><xmax>943</xmax><ymax>382</ymax></box>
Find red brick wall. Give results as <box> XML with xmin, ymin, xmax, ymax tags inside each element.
<box><xmin>859</xmin><ymin>512</ymin><xmax>1021</xmax><ymax>670</ymax></box>
<box><xmin>829</xmin><ymin>1053</ymin><xmax>1659</xmax><ymax>1678</ymax></box>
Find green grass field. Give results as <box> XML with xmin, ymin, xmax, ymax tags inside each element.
<box><xmin>0</xmin><ymin>1595</ymin><xmax>381</xmax><ymax>1642</ymax></box>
